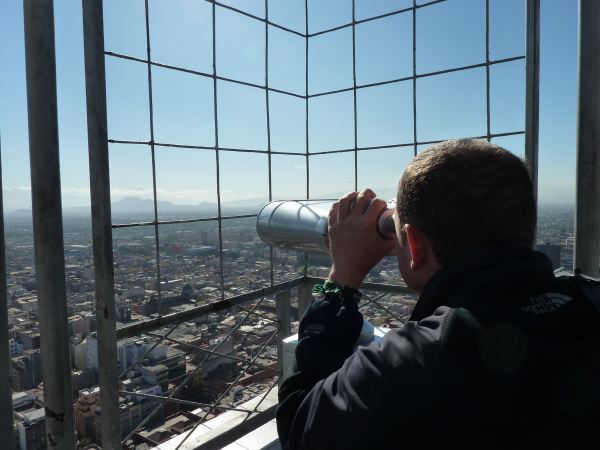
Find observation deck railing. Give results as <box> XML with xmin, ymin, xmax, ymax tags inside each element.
<box><xmin>0</xmin><ymin>0</ymin><xmax>543</xmax><ymax>448</ymax></box>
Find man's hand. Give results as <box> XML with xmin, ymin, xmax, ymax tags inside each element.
<box><xmin>327</xmin><ymin>188</ymin><xmax>397</xmax><ymax>288</ymax></box>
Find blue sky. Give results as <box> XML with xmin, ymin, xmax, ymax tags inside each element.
<box><xmin>0</xmin><ymin>0</ymin><xmax>578</xmax><ymax>212</ymax></box>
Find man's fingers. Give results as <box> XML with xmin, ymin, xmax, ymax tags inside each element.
<box><xmin>365</xmin><ymin>198</ymin><xmax>388</xmax><ymax>222</ymax></box>
<box><xmin>351</xmin><ymin>188</ymin><xmax>376</xmax><ymax>216</ymax></box>
<box><xmin>328</xmin><ymin>202</ymin><xmax>339</xmax><ymax>228</ymax></box>
<box><xmin>337</xmin><ymin>192</ymin><xmax>358</xmax><ymax>221</ymax></box>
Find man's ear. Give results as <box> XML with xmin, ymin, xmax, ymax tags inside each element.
<box><xmin>405</xmin><ymin>224</ymin><xmax>432</xmax><ymax>271</ymax></box>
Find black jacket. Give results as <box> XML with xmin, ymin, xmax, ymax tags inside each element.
<box><xmin>276</xmin><ymin>244</ymin><xmax>600</xmax><ymax>449</ymax></box>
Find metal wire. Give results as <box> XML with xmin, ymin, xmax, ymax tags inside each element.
<box><xmin>485</xmin><ymin>0</ymin><xmax>492</xmax><ymax>141</ymax></box>
<box><xmin>118</xmin><ymin>323</ymin><xmax>180</xmax><ymax>379</ymax></box>
<box><xmin>212</xmin><ymin>0</ymin><xmax>304</xmax><ymax>37</ymax></box>
<box><xmin>304</xmin><ymin>0</ymin><xmax>309</xmax><ymax>201</ymax></box>
<box><xmin>121</xmin><ymin>296</ymin><xmax>269</xmax><ymax>443</ymax></box>
<box><xmin>309</xmin><ymin>131</ymin><xmax>525</xmax><ymax>156</ymax></box>
<box><xmin>117</xmin><ymin>389</ymin><xmax>256</xmax><ymax>413</ymax></box>
<box><xmin>303</xmin><ymin>0</ymin><xmax>310</xmax><ymax>278</ymax></box>
<box><xmin>172</xmin><ymin>308</ymin><xmax>279</xmax><ymax>450</ymax></box>
<box><xmin>143</xmin><ymin>0</ymin><xmax>163</xmax><ymax>316</ymax></box>
<box><xmin>352</xmin><ymin>0</ymin><xmax>358</xmax><ymax>192</ymax></box>
<box><xmin>104</xmin><ymin>51</ymin><xmax>305</xmax><ymax>99</ymax></box>
<box><xmin>357</xmin><ymin>292</ymin><xmax>388</xmax><ymax>309</ymax></box>
<box><xmin>145</xmin><ymin>330</ymin><xmax>276</xmax><ymax>371</ymax></box>
<box><xmin>248</xmin><ymin>373</ymin><xmax>279</xmax><ymax>414</ymax></box>
<box><xmin>108</xmin><ymin>138</ymin><xmax>304</xmax><ymax>154</ymax></box>
<box><xmin>173</xmin><ymin>327</ymin><xmax>279</xmax><ymax>450</ymax></box>
<box><xmin>211</xmin><ymin>0</ymin><xmax>226</xmax><ymax>302</ymax></box>
<box><xmin>412</xmin><ymin>0</ymin><xmax>418</xmax><ymax>156</ymax></box>
<box><xmin>116</xmin><ymin>277</ymin><xmax>303</xmax><ymax>340</ymax></box>
<box><xmin>111</xmin><ymin>213</ymin><xmax>257</xmax><ymax>230</ymax></box>
<box><xmin>308</xmin><ymin>56</ymin><xmax>525</xmax><ymax>98</ymax></box>
<box><xmin>265</xmin><ymin>0</ymin><xmax>275</xmax><ymax>287</ymax></box>
<box><xmin>236</xmin><ymin>304</ymin><xmax>278</xmax><ymax>324</ymax></box>
<box><xmin>308</xmin><ymin>0</ymin><xmax>447</xmax><ymax>38</ymax></box>
<box><xmin>359</xmin><ymin>292</ymin><xmax>407</xmax><ymax>325</ymax></box>
<box><xmin>202</xmin><ymin>327</ymin><xmax>278</xmax><ymax>419</ymax></box>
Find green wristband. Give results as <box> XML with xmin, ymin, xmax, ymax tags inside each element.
<box><xmin>312</xmin><ymin>280</ymin><xmax>362</xmax><ymax>303</ymax></box>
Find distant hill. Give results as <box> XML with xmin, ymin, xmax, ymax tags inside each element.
<box><xmin>9</xmin><ymin>208</ymin><xmax>32</xmax><ymax>218</ymax></box>
<box><xmin>107</xmin><ymin>197</ymin><xmax>266</xmax><ymax>217</ymax></box>
<box><xmin>110</xmin><ymin>197</ymin><xmax>216</xmax><ymax>214</ymax></box>
<box><xmin>4</xmin><ymin>186</ymin><xmax>576</xmax><ymax>221</ymax></box>
<box><xmin>6</xmin><ymin>196</ymin><xmax>267</xmax><ymax>220</ymax></box>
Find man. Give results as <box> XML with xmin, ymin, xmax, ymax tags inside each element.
<box><xmin>276</xmin><ymin>139</ymin><xmax>600</xmax><ymax>449</ymax></box>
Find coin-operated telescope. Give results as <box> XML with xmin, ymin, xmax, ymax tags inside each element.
<box><xmin>257</xmin><ymin>200</ymin><xmax>398</xmax><ymax>357</ymax></box>
<box><xmin>256</xmin><ymin>199</ymin><xmax>396</xmax><ymax>254</ymax></box>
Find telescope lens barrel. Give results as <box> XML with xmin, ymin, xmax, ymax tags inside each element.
<box><xmin>257</xmin><ymin>200</ymin><xmax>397</xmax><ymax>254</ymax></box>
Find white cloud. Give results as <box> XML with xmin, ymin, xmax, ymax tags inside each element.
<box><xmin>110</xmin><ymin>188</ymin><xmax>154</xmax><ymax>198</ymax></box>
<box><xmin>155</xmin><ymin>188</ymin><xmax>210</xmax><ymax>203</ymax></box>
<box><xmin>3</xmin><ymin>186</ymin><xmax>32</xmax><ymax>192</ymax></box>
<box><xmin>61</xmin><ymin>187</ymin><xmax>91</xmax><ymax>196</ymax></box>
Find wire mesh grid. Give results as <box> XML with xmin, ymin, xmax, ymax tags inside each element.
<box><xmin>90</xmin><ymin>0</ymin><xmax>530</xmax><ymax>447</ymax></box>
<box><xmin>106</xmin><ymin>0</ymin><xmax>526</xmax><ymax>305</ymax></box>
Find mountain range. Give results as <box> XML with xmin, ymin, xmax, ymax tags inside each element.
<box><xmin>5</xmin><ymin>183</ymin><xmax>575</xmax><ymax>220</ymax></box>
<box><xmin>8</xmin><ymin>196</ymin><xmax>265</xmax><ymax>219</ymax></box>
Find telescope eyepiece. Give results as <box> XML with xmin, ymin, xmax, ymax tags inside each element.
<box><xmin>376</xmin><ymin>208</ymin><xmax>397</xmax><ymax>240</ymax></box>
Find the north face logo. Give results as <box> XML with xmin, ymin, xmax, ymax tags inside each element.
<box><xmin>521</xmin><ymin>292</ymin><xmax>573</xmax><ymax>315</ymax></box>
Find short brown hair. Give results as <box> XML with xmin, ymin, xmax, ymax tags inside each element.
<box><xmin>397</xmin><ymin>139</ymin><xmax>536</xmax><ymax>264</ymax></box>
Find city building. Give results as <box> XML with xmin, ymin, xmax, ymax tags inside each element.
<box><xmin>13</xmin><ymin>391</ymin><xmax>46</xmax><ymax>450</ymax></box>
<box><xmin>75</xmin><ymin>386</ymin><xmax>100</xmax><ymax>439</ymax></box>
<box><xmin>9</xmin><ymin>337</ymin><xmax>23</xmax><ymax>357</ymax></box>
<box><xmin>11</xmin><ymin>350</ymin><xmax>42</xmax><ymax>391</ymax></box>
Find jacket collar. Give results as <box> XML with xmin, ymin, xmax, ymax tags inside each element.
<box><xmin>409</xmin><ymin>242</ymin><xmax>555</xmax><ymax>322</ymax></box>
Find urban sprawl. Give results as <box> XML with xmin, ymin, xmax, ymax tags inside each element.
<box><xmin>6</xmin><ymin>204</ymin><xmax>573</xmax><ymax>449</ymax></box>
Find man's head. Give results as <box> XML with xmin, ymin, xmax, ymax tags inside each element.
<box><xmin>394</xmin><ymin>139</ymin><xmax>536</xmax><ymax>293</ymax></box>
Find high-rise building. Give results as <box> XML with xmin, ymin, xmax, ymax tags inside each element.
<box><xmin>16</xmin><ymin>330</ymin><xmax>40</xmax><ymax>351</ymax></box>
<box><xmin>75</xmin><ymin>386</ymin><xmax>100</xmax><ymax>439</ymax></box>
<box><xmin>562</xmin><ymin>237</ymin><xmax>575</xmax><ymax>271</ymax></box>
<box><xmin>9</xmin><ymin>338</ymin><xmax>23</xmax><ymax>357</ymax></box>
<box><xmin>94</xmin><ymin>385</ymin><xmax>162</xmax><ymax>445</ymax></box>
<box><xmin>13</xmin><ymin>392</ymin><xmax>46</xmax><ymax>450</ymax></box>
<box><xmin>10</xmin><ymin>349</ymin><xmax>43</xmax><ymax>391</ymax></box>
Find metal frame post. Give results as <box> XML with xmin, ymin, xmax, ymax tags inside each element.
<box><xmin>82</xmin><ymin>0</ymin><xmax>122</xmax><ymax>447</ymax></box>
<box><xmin>23</xmin><ymin>1</ymin><xmax>75</xmax><ymax>448</ymax></box>
<box><xmin>575</xmin><ymin>0</ymin><xmax>600</xmax><ymax>276</ymax></box>
<box><xmin>0</xmin><ymin>133</ymin><xmax>14</xmax><ymax>450</ymax></box>
<box><xmin>276</xmin><ymin>289</ymin><xmax>291</xmax><ymax>385</ymax></box>
<box><xmin>297</xmin><ymin>281</ymin><xmax>312</xmax><ymax>319</ymax></box>
<box><xmin>525</xmin><ymin>0</ymin><xmax>540</xmax><ymax>206</ymax></box>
